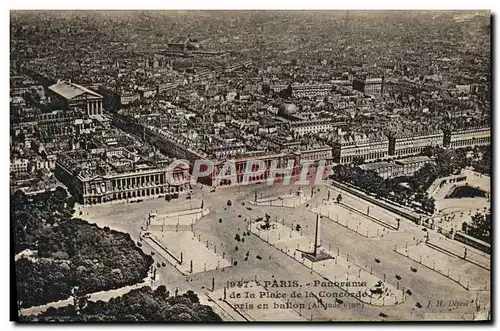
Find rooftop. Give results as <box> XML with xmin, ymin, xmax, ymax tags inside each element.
<box><xmin>395</xmin><ymin>155</ymin><xmax>431</xmax><ymax>165</ymax></box>
<box><xmin>359</xmin><ymin>161</ymin><xmax>400</xmax><ymax>171</ymax></box>
<box><xmin>48</xmin><ymin>80</ymin><xmax>102</xmax><ymax>100</ymax></box>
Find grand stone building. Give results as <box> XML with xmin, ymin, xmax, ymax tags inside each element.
<box><xmin>291</xmin><ymin>83</ymin><xmax>333</xmax><ymax>98</ymax></box>
<box><xmin>443</xmin><ymin>126</ymin><xmax>491</xmax><ymax>149</ymax></box>
<box><xmin>48</xmin><ymin>80</ymin><xmax>103</xmax><ymax>117</ymax></box>
<box><xmin>333</xmin><ymin>133</ymin><xmax>389</xmax><ymax>164</ymax></box>
<box><xmin>289</xmin><ymin>119</ymin><xmax>345</xmax><ymax>137</ymax></box>
<box><xmin>334</xmin><ymin>124</ymin><xmax>491</xmax><ymax>165</ymax></box>
<box><xmin>55</xmin><ymin>148</ymin><xmax>190</xmax><ymax>205</ymax></box>
<box><xmin>388</xmin><ymin>126</ymin><xmax>444</xmax><ymax>158</ymax></box>
<box><xmin>353</xmin><ymin>77</ymin><xmax>383</xmax><ymax>96</ymax></box>
<box><xmin>200</xmin><ymin>152</ymin><xmax>303</xmax><ymax>187</ymax></box>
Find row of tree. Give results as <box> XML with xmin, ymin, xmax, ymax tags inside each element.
<box><xmin>464</xmin><ymin>212</ymin><xmax>492</xmax><ymax>244</ymax></box>
<box><xmin>471</xmin><ymin>145</ymin><xmax>491</xmax><ymax>175</ymax></box>
<box><xmin>12</xmin><ymin>188</ymin><xmax>153</xmax><ymax>308</ymax></box>
<box><xmin>330</xmin><ymin>164</ymin><xmax>435</xmax><ymax>214</ymax></box>
<box><xmin>331</xmin><ymin>145</ymin><xmax>490</xmax><ymax>215</ymax></box>
<box><xmin>13</xmin><ymin>188</ymin><xmax>224</xmax><ymax>321</ymax></box>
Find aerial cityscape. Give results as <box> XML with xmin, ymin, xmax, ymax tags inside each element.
<box><xmin>10</xmin><ymin>10</ymin><xmax>491</xmax><ymax>322</ymax></box>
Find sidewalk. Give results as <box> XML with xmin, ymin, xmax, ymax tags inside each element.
<box><xmin>427</xmin><ymin>233</ymin><xmax>490</xmax><ymax>270</ymax></box>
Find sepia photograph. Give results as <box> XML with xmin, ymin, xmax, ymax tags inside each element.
<box><xmin>8</xmin><ymin>7</ymin><xmax>492</xmax><ymax>323</ymax></box>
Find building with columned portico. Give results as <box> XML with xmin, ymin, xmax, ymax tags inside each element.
<box><xmin>54</xmin><ymin>148</ymin><xmax>190</xmax><ymax>205</ymax></box>
<box><xmin>48</xmin><ymin>80</ymin><xmax>104</xmax><ymax>117</ymax></box>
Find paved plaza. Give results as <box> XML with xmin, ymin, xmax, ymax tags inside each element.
<box><xmin>249</xmin><ymin>219</ymin><xmax>405</xmax><ymax>306</ymax></box>
<box><xmin>146</xmin><ymin>231</ymin><xmax>232</xmax><ymax>274</ymax></box>
<box><xmin>74</xmin><ymin>181</ymin><xmax>490</xmax><ymax>321</ymax></box>
<box><xmin>395</xmin><ymin>239</ymin><xmax>490</xmax><ymax>291</ymax></box>
<box><xmin>147</xmin><ymin>207</ymin><xmax>210</xmax><ymax>231</ymax></box>
<box><xmin>311</xmin><ymin>200</ymin><xmax>395</xmax><ymax>238</ymax></box>
<box><xmin>249</xmin><ymin>190</ymin><xmax>315</xmax><ymax>208</ymax></box>
<box><xmin>211</xmin><ymin>281</ymin><xmax>307</xmax><ymax>321</ymax></box>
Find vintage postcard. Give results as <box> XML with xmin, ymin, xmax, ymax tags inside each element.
<box><xmin>10</xmin><ymin>10</ymin><xmax>491</xmax><ymax>322</ymax></box>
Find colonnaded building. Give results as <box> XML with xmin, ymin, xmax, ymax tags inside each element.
<box><xmin>48</xmin><ymin>80</ymin><xmax>104</xmax><ymax>117</ymax></box>
<box><xmin>55</xmin><ymin>147</ymin><xmax>190</xmax><ymax>205</ymax></box>
<box><xmin>333</xmin><ymin>124</ymin><xmax>490</xmax><ymax>164</ymax></box>
<box><xmin>112</xmin><ymin>111</ymin><xmax>490</xmax><ymax>189</ymax></box>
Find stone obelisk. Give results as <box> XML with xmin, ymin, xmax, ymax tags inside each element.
<box><xmin>313</xmin><ymin>214</ymin><xmax>321</xmax><ymax>256</ymax></box>
<box><xmin>302</xmin><ymin>213</ymin><xmax>330</xmax><ymax>262</ymax></box>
